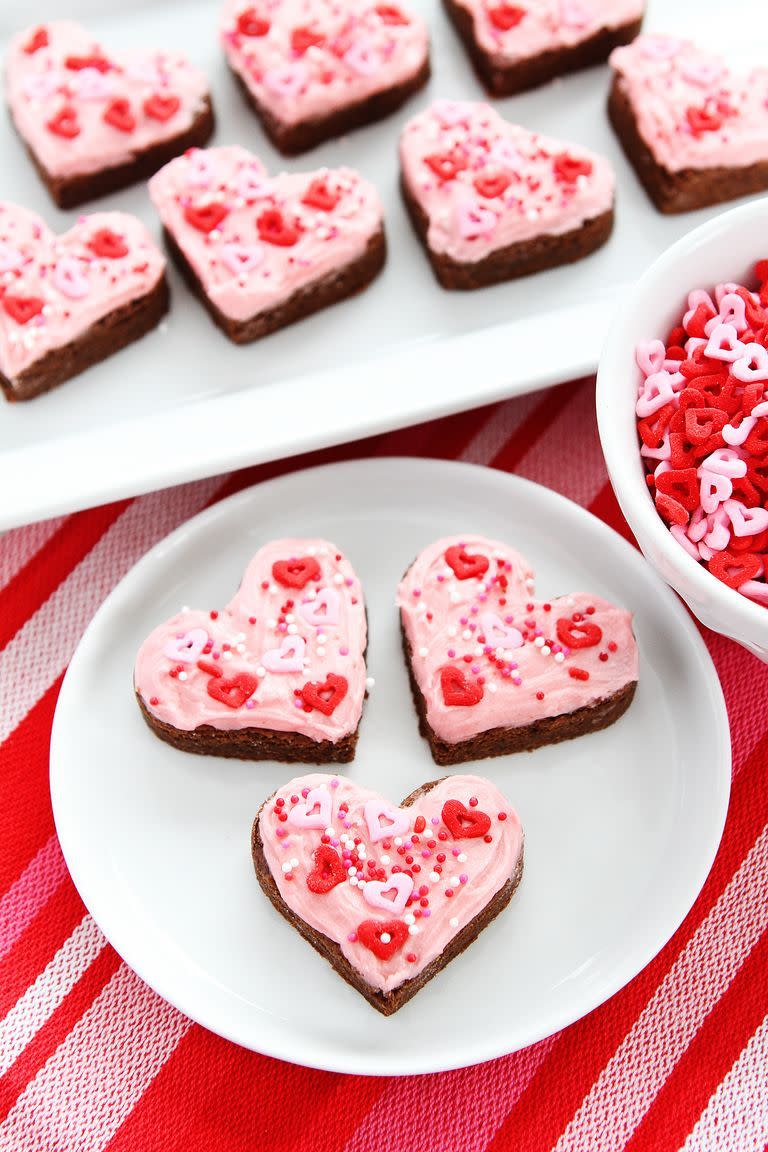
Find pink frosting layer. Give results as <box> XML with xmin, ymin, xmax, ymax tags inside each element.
<box><xmin>399</xmin><ymin>101</ymin><xmax>615</xmax><ymax>264</ymax></box>
<box><xmin>220</xmin><ymin>0</ymin><xmax>428</xmax><ymax>127</ymax></box>
<box><xmin>610</xmin><ymin>35</ymin><xmax>768</xmax><ymax>173</ymax></box>
<box><xmin>0</xmin><ymin>202</ymin><xmax>165</xmax><ymax>381</ymax></box>
<box><xmin>135</xmin><ymin>538</ymin><xmax>367</xmax><ymax>745</ymax></box>
<box><xmin>452</xmin><ymin>0</ymin><xmax>643</xmax><ymax>64</ymax></box>
<box><xmin>6</xmin><ymin>21</ymin><xmax>210</xmax><ymax>180</ymax></box>
<box><xmin>259</xmin><ymin>773</ymin><xmax>523</xmax><ymax>993</ymax></box>
<box><xmin>397</xmin><ymin>535</ymin><xmax>638</xmax><ymax>744</ymax></box>
<box><xmin>148</xmin><ymin>146</ymin><xmax>383</xmax><ymax>321</ymax></box>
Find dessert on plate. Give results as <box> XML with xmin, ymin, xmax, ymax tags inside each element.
<box><xmin>397</xmin><ymin>534</ymin><xmax>638</xmax><ymax>764</ymax></box>
<box><xmin>220</xmin><ymin>0</ymin><xmax>430</xmax><ymax>154</ymax></box>
<box><xmin>400</xmin><ymin>100</ymin><xmax>615</xmax><ymax>289</ymax></box>
<box><xmin>609</xmin><ymin>35</ymin><xmax>768</xmax><ymax>213</ymax></box>
<box><xmin>0</xmin><ymin>202</ymin><xmax>168</xmax><ymax>402</ymax></box>
<box><xmin>135</xmin><ymin>538</ymin><xmax>368</xmax><ymax>763</ymax></box>
<box><xmin>5</xmin><ymin>20</ymin><xmax>213</xmax><ymax>208</ymax></box>
<box><xmin>252</xmin><ymin>772</ymin><xmax>524</xmax><ymax>1013</ymax></box>
<box><xmin>149</xmin><ymin>145</ymin><xmax>385</xmax><ymax>342</ymax></box>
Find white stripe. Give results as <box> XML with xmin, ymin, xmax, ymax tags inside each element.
<box><xmin>0</xmin><ymin>964</ymin><xmax>192</xmax><ymax>1152</ymax></box>
<box><xmin>0</xmin><ymin>517</ymin><xmax>66</xmax><ymax>592</ymax></box>
<box><xmin>550</xmin><ymin>825</ymin><xmax>768</xmax><ymax>1152</ymax></box>
<box><xmin>0</xmin><ymin>915</ymin><xmax>106</xmax><ymax>1077</ymax></box>
<box><xmin>680</xmin><ymin>1016</ymin><xmax>768</xmax><ymax>1152</ymax></box>
<box><xmin>0</xmin><ymin>477</ymin><xmax>222</xmax><ymax>745</ymax></box>
<box><xmin>0</xmin><ymin>836</ymin><xmax>68</xmax><ymax>963</ymax></box>
<box><xmin>458</xmin><ymin>393</ymin><xmax>542</xmax><ymax>465</ymax></box>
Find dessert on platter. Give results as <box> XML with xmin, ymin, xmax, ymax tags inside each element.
<box><xmin>5</xmin><ymin>20</ymin><xmax>213</xmax><ymax>208</ymax></box>
<box><xmin>220</xmin><ymin>0</ymin><xmax>430</xmax><ymax>154</ymax></box>
<box><xmin>252</xmin><ymin>772</ymin><xmax>524</xmax><ymax>1013</ymax></box>
<box><xmin>609</xmin><ymin>35</ymin><xmax>768</xmax><ymax>213</ymax></box>
<box><xmin>135</xmin><ymin>539</ymin><xmax>369</xmax><ymax>763</ymax></box>
<box><xmin>149</xmin><ymin>145</ymin><xmax>385</xmax><ymax>342</ymax></box>
<box><xmin>0</xmin><ymin>202</ymin><xmax>168</xmax><ymax>402</ymax></box>
<box><xmin>398</xmin><ymin>534</ymin><xmax>638</xmax><ymax>764</ymax></box>
<box><xmin>400</xmin><ymin>100</ymin><xmax>615</xmax><ymax>290</ymax></box>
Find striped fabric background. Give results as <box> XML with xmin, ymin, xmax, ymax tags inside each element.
<box><xmin>0</xmin><ymin>377</ymin><xmax>766</xmax><ymax>1152</ymax></box>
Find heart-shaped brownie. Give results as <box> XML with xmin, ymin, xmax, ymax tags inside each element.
<box><xmin>397</xmin><ymin>535</ymin><xmax>638</xmax><ymax>764</ymax></box>
<box><xmin>135</xmin><ymin>538</ymin><xmax>368</xmax><ymax>763</ymax></box>
<box><xmin>609</xmin><ymin>36</ymin><xmax>768</xmax><ymax>213</ymax></box>
<box><xmin>0</xmin><ymin>201</ymin><xmax>167</xmax><ymax>401</ymax></box>
<box><xmin>219</xmin><ymin>0</ymin><xmax>429</xmax><ymax>154</ymax></box>
<box><xmin>400</xmin><ymin>100</ymin><xmax>615</xmax><ymax>289</ymax></box>
<box><xmin>252</xmin><ymin>772</ymin><xmax>524</xmax><ymax>1013</ymax></box>
<box><xmin>5</xmin><ymin>20</ymin><xmax>213</xmax><ymax>208</ymax></box>
<box><xmin>149</xmin><ymin>145</ymin><xmax>385</xmax><ymax>342</ymax></box>
<box><xmin>442</xmin><ymin>0</ymin><xmax>644</xmax><ymax>97</ymax></box>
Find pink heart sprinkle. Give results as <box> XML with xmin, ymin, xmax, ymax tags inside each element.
<box><xmin>287</xmin><ymin>786</ymin><xmax>332</xmax><ymax>829</ymax></box>
<box><xmin>363</xmin><ymin>800</ymin><xmax>410</xmax><ymax>843</ymax></box>
<box><xmin>363</xmin><ymin>873</ymin><xmax>415</xmax><ymax>915</ymax></box>
<box><xmin>300</xmin><ymin>587</ymin><xmax>340</xmax><ymax>628</ymax></box>
<box><xmin>163</xmin><ymin>627</ymin><xmax>208</xmax><ymax>663</ymax></box>
<box><xmin>261</xmin><ymin>635</ymin><xmax>306</xmax><ymax>673</ymax></box>
<box><xmin>704</xmin><ymin>323</ymin><xmax>745</xmax><ymax>363</ymax></box>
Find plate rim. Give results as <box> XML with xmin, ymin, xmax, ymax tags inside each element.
<box><xmin>49</xmin><ymin>456</ymin><xmax>732</xmax><ymax>1075</ymax></box>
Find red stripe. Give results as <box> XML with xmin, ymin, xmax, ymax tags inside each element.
<box><xmin>0</xmin><ymin>880</ymin><xmax>87</xmax><ymax>1020</ymax></box>
<box><xmin>625</xmin><ymin>927</ymin><xmax>768</xmax><ymax>1152</ymax></box>
<box><xmin>490</xmin><ymin>381</ymin><xmax>580</xmax><ymax>474</ymax></box>
<box><xmin>587</xmin><ymin>481</ymin><xmax>637</xmax><ymax>546</ymax></box>
<box><xmin>373</xmin><ymin>399</ymin><xmax>501</xmax><ymax>461</ymax></box>
<box><xmin>0</xmin><ymin>500</ymin><xmax>130</xmax><ymax>652</ymax></box>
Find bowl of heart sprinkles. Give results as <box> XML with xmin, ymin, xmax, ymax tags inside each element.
<box><xmin>597</xmin><ymin>197</ymin><xmax>768</xmax><ymax>660</ymax></box>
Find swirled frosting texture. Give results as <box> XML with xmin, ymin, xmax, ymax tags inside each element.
<box><xmin>610</xmin><ymin>35</ymin><xmax>768</xmax><ymax>173</ymax></box>
<box><xmin>220</xmin><ymin>0</ymin><xmax>428</xmax><ymax>127</ymax></box>
<box><xmin>397</xmin><ymin>535</ymin><xmax>638</xmax><ymax>744</ymax></box>
<box><xmin>0</xmin><ymin>202</ymin><xmax>165</xmax><ymax>381</ymax></box>
<box><xmin>135</xmin><ymin>538</ymin><xmax>367</xmax><ymax>745</ymax></box>
<box><xmin>258</xmin><ymin>773</ymin><xmax>523</xmax><ymax>993</ymax></box>
<box><xmin>149</xmin><ymin>146</ymin><xmax>383</xmax><ymax>320</ymax></box>
<box><xmin>6</xmin><ymin>21</ymin><xmax>210</xmax><ymax>180</ymax></box>
<box><xmin>400</xmin><ymin>101</ymin><xmax>615</xmax><ymax>264</ymax></box>
<box><xmin>452</xmin><ymin>0</ymin><xmax>643</xmax><ymax>64</ymax></box>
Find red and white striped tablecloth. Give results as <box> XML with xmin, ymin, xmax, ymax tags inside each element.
<box><xmin>1</xmin><ymin>377</ymin><xmax>766</xmax><ymax>1152</ymax></box>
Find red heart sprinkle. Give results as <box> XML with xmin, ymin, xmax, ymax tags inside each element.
<box><xmin>440</xmin><ymin>666</ymin><xmax>484</xmax><ymax>707</ymax></box>
<box><xmin>2</xmin><ymin>295</ymin><xmax>44</xmax><ymax>325</ymax></box>
<box><xmin>375</xmin><ymin>4</ymin><xmax>410</xmax><ymax>23</ymax></box>
<box><xmin>291</xmin><ymin>26</ymin><xmax>325</xmax><ymax>54</ymax></box>
<box><xmin>87</xmin><ymin>228</ymin><xmax>129</xmax><ymax>259</ymax></box>
<box><xmin>301</xmin><ymin>179</ymin><xmax>341</xmax><ymax>211</ymax></box>
<box><xmin>684</xmin><ymin>408</ymin><xmax>727</xmax><ymax>444</ymax></box>
<box><xmin>237</xmin><ymin>8</ymin><xmax>270</xmax><ymax>35</ymax></box>
<box><xmin>684</xmin><ymin>302</ymin><xmax>716</xmax><ymax>339</ymax></box>
<box><xmin>487</xmin><ymin>3</ymin><xmax>526</xmax><ymax>30</ymax></box>
<box><xmin>300</xmin><ymin>673</ymin><xmax>348</xmax><ymax>716</ymax></box>
<box><xmin>655</xmin><ymin>491</ymin><xmax>689</xmax><ymax>527</ymax></box>
<box><xmin>755</xmin><ymin>260</ymin><xmax>768</xmax><ymax>284</ymax></box>
<box><xmin>65</xmin><ymin>53</ymin><xmax>111</xmax><ymax>72</ymax></box>
<box><xmin>23</xmin><ymin>27</ymin><xmax>48</xmax><ymax>54</ymax></box>
<box><xmin>143</xmin><ymin>93</ymin><xmax>181</xmax><ymax>122</ymax></box>
<box><xmin>46</xmin><ymin>106</ymin><xmax>80</xmax><ymax>139</ymax></box>
<box><xmin>103</xmin><ymin>98</ymin><xmax>135</xmax><ymax>134</ymax></box>
<box><xmin>257</xmin><ymin>208</ymin><xmax>299</xmax><ymax>247</ymax></box>
<box><xmin>553</xmin><ymin>153</ymin><xmax>593</xmax><ymax>184</ymax></box>
<box><xmin>424</xmin><ymin>152</ymin><xmax>468</xmax><ymax>182</ymax></box>
<box><xmin>183</xmin><ymin>201</ymin><xmax>229</xmax><ymax>233</ymax></box>
<box><xmin>444</xmin><ymin>545</ymin><xmax>489</xmax><ymax>580</ymax></box>
<box><xmin>442</xmin><ymin>799</ymin><xmax>491</xmax><ymax>839</ymax></box>
<box><xmin>306</xmin><ymin>845</ymin><xmax>346</xmax><ymax>894</ymax></box>
<box><xmin>206</xmin><ymin>672</ymin><xmax>258</xmax><ymax>709</ymax></box>
<box><xmin>357</xmin><ymin>919</ymin><xmax>409</xmax><ymax>960</ymax></box>
<box><xmin>555</xmin><ymin>617</ymin><xmax>603</xmax><ymax>649</ymax></box>
<box><xmin>272</xmin><ymin>556</ymin><xmax>321</xmax><ymax>588</ymax></box>
<box><xmin>687</xmin><ymin>106</ymin><xmax>723</xmax><ymax>135</ymax></box>
<box><xmin>655</xmin><ymin>467</ymin><xmax>699</xmax><ymax>511</ymax></box>
<box><xmin>473</xmin><ymin>173</ymin><xmax>512</xmax><ymax>198</ymax></box>
<box><xmin>708</xmin><ymin>550</ymin><xmax>762</xmax><ymax>590</ymax></box>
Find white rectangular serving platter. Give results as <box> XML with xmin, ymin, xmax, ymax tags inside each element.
<box><xmin>0</xmin><ymin>0</ymin><xmax>764</xmax><ymax>528</ymax></box>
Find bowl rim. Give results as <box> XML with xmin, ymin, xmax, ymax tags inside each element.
<box><xmin>596</xmin><ymin>195</ymin><xmax>768</xmax><ymax>647</ymax></box>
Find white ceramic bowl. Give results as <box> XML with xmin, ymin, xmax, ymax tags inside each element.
<box><xmin>597</xmin><ymin>196</ymin><xmax>768</xmax><ymax>661</ymax></box>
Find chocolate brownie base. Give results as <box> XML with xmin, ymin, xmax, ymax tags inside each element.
<box><xmin>401</xmin><ymin>620</ymin><xmax>636</xmax><ymax>766</ymax></box>
<box><xmin>230</xmin><ymin>57</ymin><xmax>430</xmax><ymax>155</ymax></box>
<box><xmin>443</xmin><ymin>0</ymin><xmax>642</xmax><ymax>97</ymax></box>
<box><xmin>401</xmin><ymin>175</ymin><xmax>613</xmax><ymax>290</ymax></box>
<box><xmin>136</xmin><ymin>689</ymin><xmax>360</xmax><ymax>764</ymax></box>
<box><xmin>0</xmin><ymin>275</ymin><xmax>170</xmax><ymax>402</ymax></box>
<box><xmin>164</xmin><ymin>224</ymin><xmax>386</xmax><ymax>343</ymax></box>
<box><xmin>11</xmin><ymin>97</ymin><xmax>215</xmax><ymax>210</ymax></box>
<box><xmin>251</xmin><ymin>777</ymin><xmax>524</xmax><ymax>1014</ymax></box>
<box><xmin>608</xmin><ymin>77</ymin><xmax>768</xmax><ymax>214</ymax></box>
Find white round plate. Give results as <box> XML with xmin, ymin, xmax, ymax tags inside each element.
<box><xmin>50</xmin><ymin>459</ymin><xmax>731</xmax><ymax>1075</ymax></box>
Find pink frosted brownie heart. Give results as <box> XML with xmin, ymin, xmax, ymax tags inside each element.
<box><xmin>148</xmin><ymin>145</ymin><xmax>385</xmax><ymax>342</ymax></box>
<box><xmin>252</xmin><ymin>772</ymin><xmax>524</xmax><ymax>1013</ymax></box>
<box><xmin>5</xmin><ymin>21</ymin><xmax>213</xmax><ymax>209</ymax></box>
<box><xmin>135</xmin><ymin>539</ymin><xmax>368</xmax><ymax>763</ymax></box>
<box><xmin>609</xmin><ymin>35</ymin><xmax>768</xmax><ymax>213</ymax></box>
<box><xmin>0</xmin><ymin>202</ymin><xmax>167</xmax><ymax>401</ymax></box>
<box><xmin>397</xmin><ymin>535</ymin><xmax>638</xmax><ymax>764</ymax></box>
<box><xmin>220</xmin><ymin>0</ymin><xmax>430</xmax><ymax>154</ymax></box>
<box><xmin>443</xmin><ymin>0</ymin><xmax>643</xmax><ymax>96</ymax></box>
<box><xmin>400</xmin><ymin>100</ymin><xmax>615</xmax><ymax>289</ymax></box>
